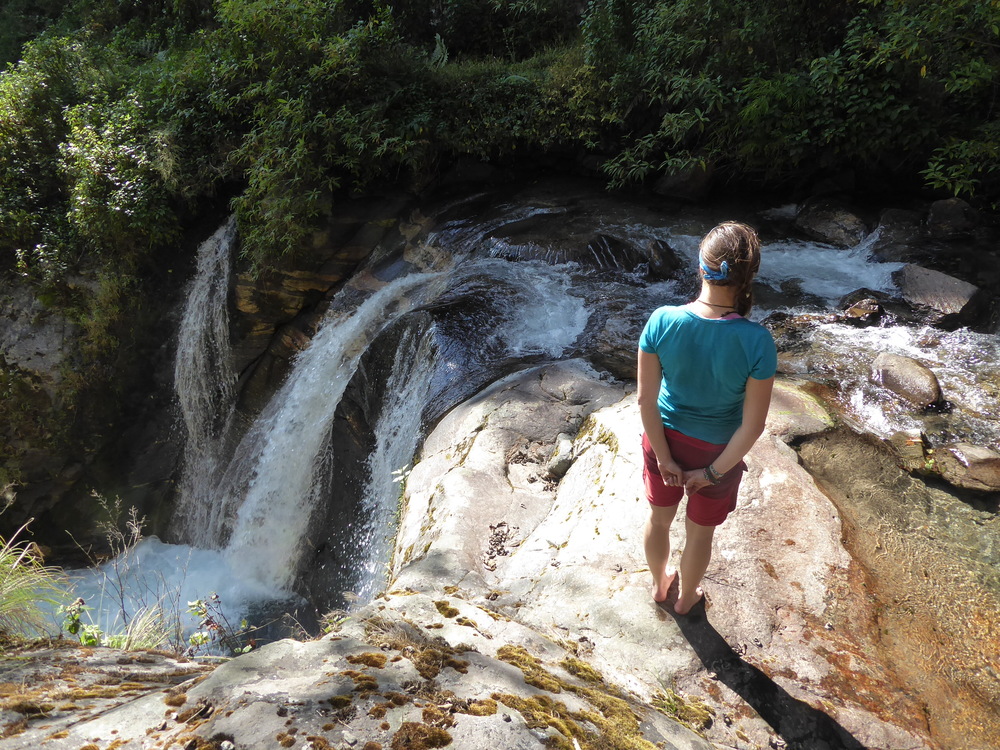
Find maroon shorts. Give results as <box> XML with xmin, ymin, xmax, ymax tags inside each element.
<box><xmin>642</xmin><ymin>427</ymin><xmax>747</xmax><ymax>526</ymax></box>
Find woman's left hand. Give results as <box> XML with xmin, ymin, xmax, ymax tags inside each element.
<box><xmin>683</xmin><ymin>468</ymin><xmax>711</xmax><ymax>493</ymax></box>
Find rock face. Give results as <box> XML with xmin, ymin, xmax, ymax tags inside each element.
<box><xmin>393</xmin><ymin>361</ymin><xmax>933</xmax><ymax>750</ymax></box>
<box><xmin>0</xmin><ymin>282</ymin><xmax>77</xmax><ymax>391</ymax></box>
<box><xmin>870</xmin><ymin>352</ymin><xmax>942</xmax><ymax>407</ymax></box>
<box><xmin>798</xmin><ymin>429</ymin><xmax>1000</xmax><ymax>750</ymax></box>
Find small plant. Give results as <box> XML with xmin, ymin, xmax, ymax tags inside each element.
<box><xmin>186</xmin><ymin>594</ymin><xmax>254</xmax><ymax>656</ymax></box>
<box><xmin>0</xmin><ymin>520</ymin><xmax>66</xmax><ymax>643</ymax></box>
<box><xmin>60</xmin><ymin>597</ymin><xmax>103</xmax><ymax>646</ymax></box>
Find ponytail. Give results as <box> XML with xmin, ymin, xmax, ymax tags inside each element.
<box><xmin>698</xmin><ymin>222</ymin><xmax>761</xmax><ymax>317</ymax></box>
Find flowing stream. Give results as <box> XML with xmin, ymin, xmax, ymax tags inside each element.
<box><xmin>68</xmin><ymin>189</ymin><xmax>999</xmax><ymax>645</ymax></box>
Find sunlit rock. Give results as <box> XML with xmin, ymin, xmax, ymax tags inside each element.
<box><xmin>892</xmin><ymin>263</ymin><xmax>990</xmax><ymax>328</ymax></box>
<box><xmin>871</xmin><ymin>352</ymin><xmax>942</xmax><ymax>408</ymax></box>
<box><xmin>935</xmin><ymin>442</ymin><xmax>1000</xmax><ymax>491</ymax></box>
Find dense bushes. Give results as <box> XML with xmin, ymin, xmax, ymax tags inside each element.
<box><xmin>0</xmin><ymin>0</ymin><xmax>997</xmax><ymax>363</ymax></box>
<box><xmin>3</xmin><ymin>0</ymin><xmax>1000</xmax><ymax>282</ymax></box>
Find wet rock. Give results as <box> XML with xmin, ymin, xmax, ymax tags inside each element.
<box><xmin>794</xmin><ymin>199</ymin><xmax>869</xmax><ymax>247</ymax></box>
<box><xmin>935</xmin><ymin>443</ymin><xmax>1000</xmax><ymax>491</ymax></box>
<box><xmin>839</xmin><ymin>296</ymin><xmax>883</xmax><ymax>326</ymax></box>
<box><xmin>891</xmin><ymin>264</ymin><xmax>990</xmax><ymax>328</ymax></box>
<box><xmin>927</xmin><ymin>197</ymin><xmax>979</xmax><ymax>237</ymax></box>
<box><xmin>766</xmin><ymin>380</ymin><xmax>834</xmax><ymax>440</ymax></box>
<box><xmin>870</xmin><ymin>352</ymin><xmax>942</xmax><ymax>408</ymax></box>
<box><xmin>886</xmin><ymin>430</ymin><xmax>930</xmax><ymax>474</ymax></box>
<box><xmin>797</xmin><ymin>428</ymin><xmax>1000</xmax><ymax>750</ymax></box>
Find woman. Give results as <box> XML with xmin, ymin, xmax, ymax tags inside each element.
<box><xmin>638</xmin><ymin>221</ymin><xmax>776</xmax><ymax>615</ymax></box>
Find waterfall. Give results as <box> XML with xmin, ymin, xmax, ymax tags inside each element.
<box><xmin>219</xmin><ymin>273</ymin><xmax>442</xmax><ymax>592</ymax></box>
<box><xmin>352</xmin><ymin>327</ymin><xmax>438</xmax><ymax>600</ymax></box>
<box><xmin>172</xmin><ymin>217</ymin><xmax>238</xmax><ymax>539</ymax></box>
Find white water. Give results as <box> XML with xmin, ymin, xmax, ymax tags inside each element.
<box><xmin>352</xmin><ymin>328</ymin><xmax>438</xmax><ymax>600</ymax></box>
<box><xmin>220</xmin><ymin>272</ymin><xmax>442</xmax><ymax>592</ymax></box>
<box><xmin>755</xmin><ymin>235</ymin><xmax>904</xmax><ymax>304</ymax></box>
<box><xmin>172</xmin><ymin>217</ymin><xmax>238</xmax><ymax>539</ymax></box>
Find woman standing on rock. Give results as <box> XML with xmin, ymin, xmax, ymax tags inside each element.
<box><xmin>638</xmin><ymin>221</ymin><xmax>776</xmax><ymax>614</ymax></box>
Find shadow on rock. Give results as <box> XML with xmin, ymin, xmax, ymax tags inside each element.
<box><xmin>663</xmin><ymin>600</ymin><xmax>868</xmax><ymax>750</ymax></box>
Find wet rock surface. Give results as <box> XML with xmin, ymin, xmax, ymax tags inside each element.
<box><xmin>870</xmin><ymin>352</ymin><xmax>942</xmax><ymax>408</ymax></box>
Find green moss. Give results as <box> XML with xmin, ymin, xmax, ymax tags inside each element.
<box><xmin>497</xmin><ymin>645</ymin><xmax>563</xmax><ymax>693</ymax></box>
<box><xmin>434</xmin><ymin>600</ymin><xmax>460</xmax><ymax>618</ymax></box>
<box><xmin>560</xmin><ymin>657</ymin><xmax>604</xmax><ymax>684</ymax></box>
<box><xmin>389</xmin><ymin>722</ymin><xmax>452</xmax><ymax>750</ymax></box>
<box><xmin>491</xmin><ymin>693</ymin><xmax>580</xmax><ymax>750</ymax></box>
<box><xmin>327</xmin><ymin>694</ymin><xmax>353</xmax><ymax>709</ymax></box>
<box><xmin>496</xmin><ymin>646</ymin><xmax>668</xmax><ymax>750</ymax></box>
<box><xmin>458</xmin><ymin>698</ymin><xmax>497</xmax><ymax>716</ymax></box>
<box><xmin>651</xmin><ymin>689</ymin><xmax>715</xmax><ymax>731</ymax></box>
<box><xmin>346</xmin><ymin>652</ymin><xmax>388</xmax><ymax>669</ymax></box>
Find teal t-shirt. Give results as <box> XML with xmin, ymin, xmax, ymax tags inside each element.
<box><xmin>639</xmin><ymin>305</ymin><xmax>777</xmax><ymax>444</ymax></box>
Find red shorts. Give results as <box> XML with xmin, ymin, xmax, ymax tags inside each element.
<box><xmin>642</xmin><ymin>427</ymin><xmax>747</xmax><ymax>526</ymax></box>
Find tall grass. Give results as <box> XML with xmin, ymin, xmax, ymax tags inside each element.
<box><xmin>0</xmin><ymin>521</ymin><xmax>66</xmax><ymax>642</ymax></box>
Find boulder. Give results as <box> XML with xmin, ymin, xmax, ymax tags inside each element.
<box><xmin>892</xmin><ymin>263</ymin><xmax>990</xmax><ymax>327</ymax></box>
<box><xmin>393</xmin><ymin>364</ymin><xmax>934</xmax><ymax>750</ymax></box>
<box><xmin>927</xmin><ymin>197</ymin><xmax>979</xmax><ymax>237</ymax></box>
<box><xmin>935</xmin><ymin>443</ymin><xmax>1000</xmax><ymax>491</ymax></box>
<box><xmin>795</xmin><ymin>199</ymin><xmax>869</xmax><ymax>247</ymax></box>
<box><xmin>870</xmin><ymin>352</ymin><xmax>942</xmax><ymax>408</ymax></box>
<box><xmin>797</xmin><ymin>429</ymin><xmax>1000</xmax><ymax>750</ymax></box>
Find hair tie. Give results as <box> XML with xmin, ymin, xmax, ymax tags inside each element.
<box><xmin>699</xmin><ymin>257</ymin><xmax>729</xmax><ymax>281</ymax></box>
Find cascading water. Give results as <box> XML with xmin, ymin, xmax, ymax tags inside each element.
<box><xmin>221</xmin><ymin>272</ymin><xmax>443</xmax><ymax>591</ymax></box>
<box><xmin>351</xmin><ymin>328</ymin><xmax>439</xmax><ymax>601</ymax></box>
<box><xmin>172</xmin><ymin>217</ymin><xmax>238</xmax><ymax>540</ymax></box>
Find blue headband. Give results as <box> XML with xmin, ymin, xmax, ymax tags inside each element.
<box><xmin>699</xmin><ymin>257</ymin><xmax>729</xmax><ymax>281</ymax></box>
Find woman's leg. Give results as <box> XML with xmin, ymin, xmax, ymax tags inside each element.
<box><xmin>644</xmin><ymin>503</ymin><xmax>679</xmax><ymax>602</ymax></box>
<box><xmin>675</xmin><ymin>517</ymin><xmax>716</xmax><ymax>614</ymax></box>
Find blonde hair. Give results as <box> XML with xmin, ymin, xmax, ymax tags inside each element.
<box><xmin>699</xmin><ymin>221</ymin><xmax>761</xmax><ymax>317</ymax></box>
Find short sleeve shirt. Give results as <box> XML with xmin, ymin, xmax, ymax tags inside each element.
<box><xmin>639</xmin><ymin>305</ymin><xmax>777</xmax><ymax>444</ymax></box>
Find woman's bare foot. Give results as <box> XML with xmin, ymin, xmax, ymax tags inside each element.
<box><xmin>651</xmin><ymin>568</ymin><xmax>677</xmax><ymax>602</ymax></box>
<box><xmin>674</xmin><ymin>585</ymin><xmax>704</xmax><ymax>615</ymax></box>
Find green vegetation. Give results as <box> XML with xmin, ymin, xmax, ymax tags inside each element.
<box><xmin>0</xmin><ymin>523</ymin><xmax>65</xmax><ymax>642</ymax></box>
<box><xmin>3</xmin><ymin>0</ymin><xmax>999</xmax><ymax>282</ymax></box>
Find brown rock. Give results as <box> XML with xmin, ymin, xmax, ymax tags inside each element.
<box><xmin>927</xmin><ymin>197</ymin><xmax>979</xmax><ymax>237</ymax></box>
<box><xmin>871</xmin><ymin>352</ymin><xmax>942</xmax><ymax>407</ymax></box>
<box><xmin>935</xmin><ymin>443</ymin><xmax>1000</xmax><ymax>491</ymax></box>
<box><xmin>892</xmin><ymin>264</ymin><xmax>985</xmax><ymax>319</ymax></box>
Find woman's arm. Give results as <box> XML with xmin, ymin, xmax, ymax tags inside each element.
<box><xmin>638</xmin><ymin>349</ymin><xmax>683</xmax><ymax>486</ymax></box>
<box><xmin>684</xmin><ymin>375</ymin><xmax>774</xmax><ymax>491</ymax></box>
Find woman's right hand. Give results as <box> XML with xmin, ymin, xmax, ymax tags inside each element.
<box><xmin>657</xmin><ymin>457</ymin><xmax>683</xmax><ymax>486</ymax></box>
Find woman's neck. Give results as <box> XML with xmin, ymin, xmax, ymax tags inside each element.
<box><xmin>693</xmin><ymin>282</ymin><xmax>738</xmax><ymax>314</ymax></box>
